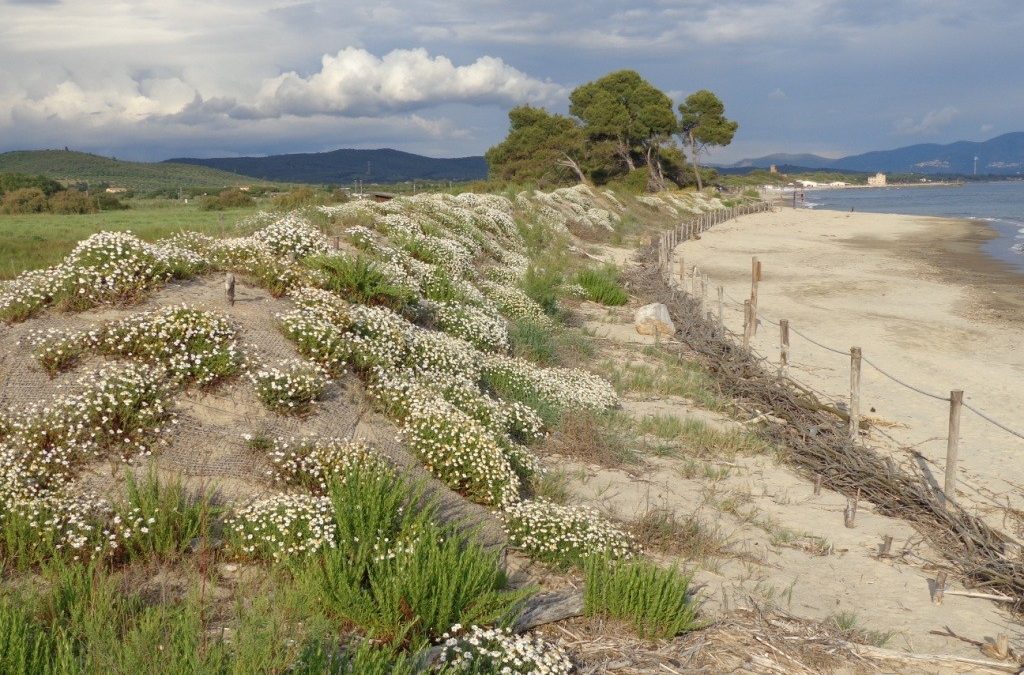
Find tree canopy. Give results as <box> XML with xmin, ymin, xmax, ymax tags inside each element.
<box><xmin>486</xmin><ymin>71</ymin><xmax>737</xmax><ymax>192</ymax></box>
<box><xmin>483</xmin><ymin>106</ymin><xmax>586</xmax><ymax>187</ymax></box>
<box><xmin>677</xmin><ymin>90</ymin><xmax>739</xmax><ymax>190</ymax></box>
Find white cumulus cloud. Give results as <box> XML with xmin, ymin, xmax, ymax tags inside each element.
<box><xmin>249</xmin><ymin>47</ymin><xmax>564</xmax><ymax>118</ymax></box>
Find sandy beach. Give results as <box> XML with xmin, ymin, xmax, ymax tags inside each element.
<box><xmin>674</xmin><ymin>207</ymin><xmax>1024</xmax><ymax>514</ymax></box>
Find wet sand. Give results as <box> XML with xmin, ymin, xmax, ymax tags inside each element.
<box><xmin>675</xmin><ymin>207</ymin><xmax>1024</xmax><ymax>512</ymax></box>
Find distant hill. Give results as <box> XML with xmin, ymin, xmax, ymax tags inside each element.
<box><xmin>165</xmin><ymin>148</ymin><xmax>488</xmax><ymax>184</ymax></box>
<box><xmin>729</xmin><ymin>133</ymin><xmax>1024</xmax><ymax>175</ymax></box>
<box><xmin>727</xmin><ymin>153</ymin><xmax>836</xmax><ymax>169</ymax></box>
<box><xmin>0</xmin><ymin>150</ymin><xmax>261</xmax><ymax>192</ymax></box>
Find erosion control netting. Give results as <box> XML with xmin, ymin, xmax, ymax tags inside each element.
<box><xmin>625</xmin><ymin>244</ymin><xmax>1024</xmax><ymax>606</ymax></box>
<box><xmin>0</xmin><ymin>275</ymin><xmax>504</xmax><ymax>544</ymax></box>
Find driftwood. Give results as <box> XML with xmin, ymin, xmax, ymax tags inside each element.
<box><xmin>513</xmin><ymin>590</ymin><xmax>585</xmax><ymax>632</ymax></box>
<box><xmin>626</xmin><ymin>249</ymin><xmax>1024</xmax><ymax>608</ymax></box>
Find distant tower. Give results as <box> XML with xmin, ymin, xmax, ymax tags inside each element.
<box><xmin>974</xmin><ymin>156</ymin><xmax>978</xmax><ymax>175</ymax></box>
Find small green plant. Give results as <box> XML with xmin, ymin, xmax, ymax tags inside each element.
<box><xmin>305</xmin><ymin>254</ymin><xmax>416</xmax><ymax>311</ymax></box>
<box><xmin>508</xmin><ymin>319</ymin><xmax>558</xmax><ymax>365</ymax></box>
<box><xmin>308</xmin><ymin>472</ymin><xmax>530</xmax><ymax>647</ymax></box>
<box><xmin>583</xmin><ymin>556</ymin><xmax>700</xmax><ymax>639</ymax></box>
<box><xmin>574</xmin><ymin>265</ymin><xmax>628</xmax><ymax>306</ymax></box>
<box><xmin>113</xmin><ymin>469</ymin><xmax>214</xmax><ymax>563</ymax></box>
<box><xmin>521</xmin><ymin>266</ymin><xmax>563</xmax><ymax>316</ymax></box>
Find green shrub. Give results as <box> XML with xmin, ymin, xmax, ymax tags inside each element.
<box><xmin>200</xmin><ymin>188</ymin><xmax>254</xmax><ymax>210</ymax></box>
<box><xmin>0</xmin><ymin>597</ymin><xmax>74</xmax><ymax>673</ymax></box>
<box><xmin>583</xmin><ymin>556</ymin><xmax>699</xmax><ymax>639</ymax></box>
<box><xmin>1</xmin><ymin>187</ymin><xmax>48</xmax><ymax>214</ymax></box>
<box><xmin>94</xmin><ymin>192</ymin><xmax>130</xmax><ymax>210</ymax></box>
<box><xmin>305</xmin><ymin>254</ymin><xmax>416</xmax><ymax>311</ymax></box>
<box><xmin>308</xmin><ymin>470</ymin><xmax>531</xmax><ymax>646</ymax></box>
<box><xmin>48</xmin><ymin>190</ymin><xmax>98</xmax><ymax>215</ymax></box>
<box><xmin>272</xmin><ymin>187</ymin><xmax>319</xmax><ymax>209</ymax></box>
<box><xmin>574</xmin><ymin>265</ymin><xmax>628</xmax><ymax>306</ymax></box>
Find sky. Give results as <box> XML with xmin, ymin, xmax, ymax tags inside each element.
<box><xmin>2</xmin><ymin>0</ymin><xmax>1024</xmax><ymax>163</ymax></box>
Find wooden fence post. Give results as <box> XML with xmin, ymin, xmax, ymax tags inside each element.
<box><xmin>678</xmin><ymin>256</ymin><xmax>685</xmax><ymax>287</ymax></box>
<box><xmin>225</xmin><ymin>273</ymin><xmax>235</xmax><ymax>306</ymax></box>
<box><xmin>849</xmin><ymin>347</ymin><xmax>862</xmax><ymax>441</ymax></box>
<box><xmin>943</xmin><ymin>390</ymin><xmax>964</xmax><ymax>506</ymax></box>
<box><xmin>750</xmin><ymin>257</ymin><xmax>762</xmax><ymax>335</ymax></box>
<box><xmin>717</xmin><ymin>286</ymin><xmax>724</xmax><ymax>330</ymax></box>
<box><xmin>743</xmin><ymin>300</ymin><xmax>752</xmax><ymax>349</ymax></box>
<box><xmin>779</xmin><ymin>319</ymin><xmax>790</xmax><ymax>376</ymax></box>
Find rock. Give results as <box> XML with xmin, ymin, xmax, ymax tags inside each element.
<box><xmin>634</xmin><ymin>303</ymin><xmax>675</xmax><ymax>336</ymax></box>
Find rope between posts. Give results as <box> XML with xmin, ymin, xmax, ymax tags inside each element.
<box><xmin>962</xmin><ymin>402</ymin><xmax>1024</xmax><ymax>441</ymax></box>
<box><xmin>860</xmin><ymin>356</ymin><xmax>950</xmax><ymax>402</ymax></box>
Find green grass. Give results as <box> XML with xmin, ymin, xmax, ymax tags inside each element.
<box><xmin>583</xmin><ymin>556</ymin><xmax>700</xmax><ymax>639</ymax></box>
<box><xmin>636</xmin><ymin>414</ymin><xmax>770</xmax><ymax>459</ymax></box>
<box><xmin>597</xmin><ymin>349</ymin><xmax>724</xmax><ymax>410</ymax></box>
<box><xmin>521</xmin><ymin>266</ymin><xmax>563</xmax><ymax>316</ymax></box>
<box><xmin>0</xmin><ymin>201</ymin><xmax>259</xmax><ymax>279</ymax></box>
<box><xmin>574</xmin><ymin>265</ymin><xmax>629</xmax><ymax>306</ymax></box>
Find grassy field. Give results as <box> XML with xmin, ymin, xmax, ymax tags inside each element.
<box><xmin>0</xmin><ymin>200</ymin><xmax>259</xmax><ymax>279</ymax></box>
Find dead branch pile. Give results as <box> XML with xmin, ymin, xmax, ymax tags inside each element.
<box><xmin>625</xmin><ymin>250</ymin><xmax>1024</xmax><ymax>606</ymax></box>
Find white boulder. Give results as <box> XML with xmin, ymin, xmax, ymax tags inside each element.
<box><xmin>634</xmin><ymin>303</ymin><xmax>675</xmax><ymax>336</ymax></box>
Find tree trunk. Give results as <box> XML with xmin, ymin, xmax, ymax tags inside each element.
<box><xmin>619</xmin><ymin>138</ymin><xmax>636</xmax><ymax>171</ymax></box>
<box><xmin>556</xmin><ymin>154</ymin><xmax>587</xmax><ymax>184</ymax></box>
<box><xmin>689</xmin><ymin>133</ymin><xmax>703</xmax><ymax>191</ymax></box>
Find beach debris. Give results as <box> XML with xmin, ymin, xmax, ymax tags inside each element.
<box><xmin>634</xmin><ymin>302</ymin><xmax>675</xmax><ymax>336</ymax></box>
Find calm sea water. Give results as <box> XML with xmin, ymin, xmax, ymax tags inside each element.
<box><xmin>802</xmin><ymin>181</ymin><xmax>1024</xmax><ymax>274</ymax></box>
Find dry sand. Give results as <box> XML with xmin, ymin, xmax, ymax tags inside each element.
<box><xmin>675</xmin><ymin>207</ymin><xmax>1024</xmax><ymax>515</ymax></box>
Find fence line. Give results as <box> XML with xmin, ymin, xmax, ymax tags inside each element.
<box><xmin>657</xmin><ymin>202</ymin><xmax>1024</xmax><ymax>506</ymax></box>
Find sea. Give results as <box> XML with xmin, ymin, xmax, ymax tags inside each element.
<box><xmin>800</xmin><ymin>181</ymin><xmax>1024</xmax><ymax>274</ymax></box>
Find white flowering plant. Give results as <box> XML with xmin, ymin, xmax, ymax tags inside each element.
<box><xmin>502</xmin><ymin>499</ymin><xmax>639</xmax><ymax>568</ymax></box>
<box><xmin>249</xmin><ymin>359</ymin><xmax>328</xmax><ymax>415</ymax></box>
<box><xmin>437</xmin><ymin>624</ymin><xmax>574</xmax><ymax>674</ymax></box>
<box><xmin>432</xmin><ymin>302</ymin><xmax>509</xmax><ymax>353</ymax></box>
<box><xmin>224</xmin><ymin>493</ymin><xmax>336</xmax><ymax>562</ymax></box>
<box><xmin>261</xmin><ymin>435</ymin><xmax>389</xmax><ymax>495</ymax></box>
<box><xmin>0</xmin><ymin>363</ymin><xmax>171</xmax><ymax>501</ymax></box>
<box><xmin>30</xmin><ymin>305</ymin><xmax>241</xmax><ymax>386</ymax></box>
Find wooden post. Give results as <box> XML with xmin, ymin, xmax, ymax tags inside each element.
<box><xmin>933</xmin><ymin>571</ymin><xmax>947</xmax><ymax>605</ymax></box>
<box><xmin>943</xmin><ymin>390</ymin><xmax>964</xmax><ymax>506</ymax></box>
<box><xmin>331</xmin><ymin>235</ymin><xmax>340</xmax><ymax>250</ymax></box>
<box><xmin>691</xmin><ymin>266</ymin><xmax>699</xmax><ymax>295</ymax></box>
<box><xmin>844</xmin><ymin>487</ymin><xmax>860</xmax><ymax>528</ymax></box>
<box><xmin>225</xmin><ymin>273</ymin><xmax>235</xmax><ymax>306</ymax></box>
<box><xmin>717</xmin><ymin>286</ymin><xmax>724</xmax><ymax>330</ymax></box>
<box><xmin>699</xmin><ymin>275</ymin><xmax>707</xmax><ymax>312</ymax></box>
<box><xmin>779</xmin><ymin>319</ymin><xmax>790</xmax><ymax>376</ymax></box>
<box><xmin>750</xmin><ymin>257</ymin><xmax>762</xmax><ymax>335</ymax></box>
<box><xmin>813</xmin><ymin>474</ymin><xmax>822</xmax><ymax>496</ymax></box>
<box><xmin>742</xmin><ymin>300</ymin><xmax>752</xmax><ymax>349</ymax></box>
<box><xmin>849</xmin><ymin>347</ymin><xmax>862</xmax><ymax>441</ymax></box>
<box><xmin>880</xmin><ymin>535</ymin><xmax>893</xmax><ymax>557</ymax></box>
<box><xmin>678</xmin><ymin>256</ymin><xmax>685</xmax><ymax>287</ymax></box>
<box><xmin>995</xmin><ymin>634</ymin><xmax>1010</xmax><ymax>660</ymax></box>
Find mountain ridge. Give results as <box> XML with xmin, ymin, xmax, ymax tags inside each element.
<box><xmin>164</xmin><ymin>148</ymin><xmax>488</xmax><ymax>184</ymax></box>
<box><xmin>729</xmin><ymin>132</ymin><xmax>1024</xmax><ymax>175</ymax></box>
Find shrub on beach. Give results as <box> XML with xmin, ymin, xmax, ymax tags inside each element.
<box><xmin>575</xmin><ymin>264</ymin><xmax>629</xmax><ymax>306</ymax></box>
<box><xmin>436</xmin><ymin>624</ymin><xmax>573</xmax><ymax>674</ymax></box>
<box><xmin>224</xmin><ymin>494</ymin><xmax>336</xmax><ymax>562</ymax></box>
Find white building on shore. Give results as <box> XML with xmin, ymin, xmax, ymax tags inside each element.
<box><xmin>866</xmin><ymin>172</ymin><xmax>887</xmax><ymax>187</ymax></box>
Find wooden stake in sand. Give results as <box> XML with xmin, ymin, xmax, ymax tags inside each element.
<box><xmin>743</xmin><ymin>300</ymin><xmax>752</xmax><ymax>350</ymax></box>
<box><xmin>849</xmin><ymin>347</ymin><xmax>862</xmax><ymax>442</ymax></box>
<box><xmin>750</xmin><ymin>257</ymin><xmax>762</xmax><ymax>335</ymax></box>
<box><xmin>717</xmin><ymin>286</ymin><xmax>724</xmax><ymax>329</ymax></box>
<box><xmin>844</xmin><ymin>487</ymin><xmax>860</xmax><ymax>528</ymax></box>
<box><xmin>225</xmin><ymin>273</ymin><xmax>235</xmax><ymax>306</ymax></box>
<box><xmin>933</xmin><ymin>571</ymin><xmax>948</xmax><ymax>605</ymax></box>
<box><xmin>678</xmin><ymin>257</ymin><xmax>686</xmax><ymax>287</ymax></box>
<box><xmin>943</xmin><ymin>390</ymin><xmax>964</xmax><ymax>507</ymax></box>
<box><xmin>779</xmin><ymin>319</ymin><xmax>790</xmax><ymax>376</ymax></box>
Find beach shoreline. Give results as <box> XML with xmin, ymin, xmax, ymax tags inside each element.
<box><xmin>674</xmin><ymin>206</ymin><xmax>1024</xmax><ymax>511</ymax></box>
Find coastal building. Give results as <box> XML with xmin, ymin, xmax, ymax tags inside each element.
<box><xmin>867</xmin><ymin>172</ymin><xmax>887</xmax><ymax>187</ymax></box>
